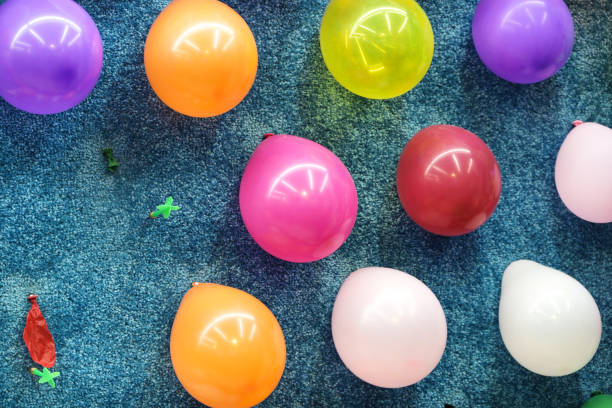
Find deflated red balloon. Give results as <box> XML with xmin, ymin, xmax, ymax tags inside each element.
<box><xmin>23</xmin><ymin>295</ymin><xmax>56</xmax><ymax>368</ymax></box>
<box><xmin>396</xmin><ymin>125</ymin><xmax>501</xmax><ymax>236</ymax></box>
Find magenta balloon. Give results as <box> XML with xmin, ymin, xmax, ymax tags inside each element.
<box><xmin>0</xmin><ymin>0</ymin><xmax>103</xmax><ymax>114</ymax></box>
<box><xmin>239</xmin><ymin>134</ymin><xmax>358</xmax><ymax>263</ymax></box>
<box><xmin>332</xmin><ymin>267</ymin><xmax>447</xmax><ymax>388</ymax></box>
<box><xmin>472</xmin><ymin>0</ymin><xmax>574</xmax><ymax>84</ymax></box>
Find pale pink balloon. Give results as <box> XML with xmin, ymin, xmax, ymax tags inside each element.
<box><xmin>555</xmin><ymin>122</ymin><xmax>612</xmax><ymax>223</ymax></box>
<box><xmin>239</xmin><ymin>134</ymin><xmax>358</xmax><ymax>263</ymax></box>
<box><xmin>331</xmin><ymin>267</ymin><xmax>447</xmax><ymax>388</ymax></box>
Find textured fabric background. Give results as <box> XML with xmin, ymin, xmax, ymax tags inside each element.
<box><xmin>0</xmin><ymin>0</ymin><xmax>610</xmax><ymax>407</ymax></box>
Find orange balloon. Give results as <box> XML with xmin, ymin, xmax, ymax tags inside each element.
<box><xmin>144</xmin><ymin>0</ymin><xmax>258</xmax><ymax>117</ymax></box>
<box><xmin>170</xmin><ymin>283</ymin><xmax>286</xmax><ymax>408</ymax></box>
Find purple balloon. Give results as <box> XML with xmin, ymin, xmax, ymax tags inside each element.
<box><xmin>0</xmin><ymin>0</ymin><xmax>103</xmax><ymax>114</ymax></box>
<box><xmin>472</xmin><ymin>0</ymin><xmax>574</xmax><ymax>84</ymax></box>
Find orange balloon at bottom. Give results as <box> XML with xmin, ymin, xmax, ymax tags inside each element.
<box><xmin>170</xmin><ymin>283</ymin><xmax>286</xmax><ymax>408</ymax></box>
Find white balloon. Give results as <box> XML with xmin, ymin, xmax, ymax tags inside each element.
<box><xmin>499</xmin><ymin>260</ymin><xmax>601</xmax><ymax>376</ymax></box>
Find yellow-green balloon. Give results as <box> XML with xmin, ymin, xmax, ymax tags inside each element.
<box><xmin>320</xmin><ymin>0</ymin><xmax>434</xmax><ymax>99</ymax></box>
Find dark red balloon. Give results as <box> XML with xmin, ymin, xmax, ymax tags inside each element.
<box><xmin>396</xmin><ymin>125</ymin><xmax>501</xmax><ymax>236</ymax></box>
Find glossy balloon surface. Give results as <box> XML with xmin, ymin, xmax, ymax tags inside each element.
<box><xmin>472</xmin><ymin>0</ymin><xmax>574</xmax><ymax>84</ymax></box>
<box><xmin>499</xmin><ymin>260</ymin><xmax>602</xmax><ymax>377</ymax></box>
<box><xmin>555</xmin><ymin>122</ymin><xmax>612</xmax><ymax>223</ymax></box>
<box><xmin>320</xmin><ymin>0</ymin><xmax>434</xmax><ymax>99</ymax></box>
<box><xmin>240</xmin><ymin>134</ymin><xmax>358</xmax><ymax>263</ymax></box>
<box><xmin>170</xmin><ymin>283</ymin><xmax>286</xmax><ymax>408</ymax></box>
<box><xmin>396</xmin><ymin>125</ymin><xmax>501</xmax><ymax>236</ymax></box>
<box><xmin>144</xmin><ymin>0</ymin><xmax>257</xmax><ymax>117</ymax></box>
<box><xmin>0</xmin><ymin>0</ymin><xmax>103</xmax><ymax>114</ymax></box>
<box><xmin>332</xmin><ymin>267</ymin><xmax>447</xmax><ymax>388</ymax></box>
<box><xmin>582</xmin><ymin>394</ymin><xmax>612</xmax><ymax>408</ymax></box>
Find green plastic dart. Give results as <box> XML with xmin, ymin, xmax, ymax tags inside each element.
<box><xmin>30</xmin><ymin>367</ymin><xmax>60</xmax><ymax>388</ymax></box>
<box><xmin>103</xmin><ymin>148</ymin><xmax>119</xmax><ymax>172</ymax></box>
<box><xmin>149</xmin><ymin>197</ymin><xmax>180</xmax><ymax>219</ymax></box>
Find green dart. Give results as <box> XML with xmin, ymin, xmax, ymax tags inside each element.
<box><xmin>149</xmin><ymin>197</ymin><xmax>180</xmax><ymax>219</ymax></box>
<box><xmin>30</xmin><ymin>367</ymin><xmax>60</xmax><ymax>388</ymax></box>
<box><xmin>102</xmin><ymin>148</ymin><xmax>119</xmax><ymax>172</ymax></box>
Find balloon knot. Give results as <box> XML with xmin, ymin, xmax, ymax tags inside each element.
<box><xmin>572</xmin><ymin>120</ymin><xmax>583</xmax><ymax>127</ymax></box>
<box><xmin>263</xmin><ymin>133</ymin><xmax>275</xmax><ymax>140</ymax></box>
<box><xmin>27</xmin><ymin>294</ymin><xmax>38</xmax><ymax>303</ymax></box>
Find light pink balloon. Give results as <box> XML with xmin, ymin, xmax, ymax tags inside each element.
<box><xmin>331</xmin><ymin>267</ymin><xmax>447</xmax><ymax>388</ymax></box>
<box><xmin>555</xmin><ymin>122</ymin><xmax>612</xmax><ymax>223</ymax></box>
<box><xmin>240</xmin><ymin>134</ymin><xmax>358</xmax><ymax>263</ymax></box>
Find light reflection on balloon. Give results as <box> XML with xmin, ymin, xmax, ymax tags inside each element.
<box><xmin>171</xmin><ymin>22</ymin><xmax>235</xmax><ymax>54</ymax></box>
<box><xmin>197</xmin><ymin>312</ymin><xmax>257</xmax><ymax>347</ymax></box>
<box><xmin>267</xmin><ymin>163</ymin><xmax>330</xmax><ymax>199</ymax></box>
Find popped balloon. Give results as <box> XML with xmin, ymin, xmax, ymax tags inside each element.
<box><xmin>170</xmin><ymin>283</ymin><xmax>286</xmax><ymax>408</ymax></box>
<box><xmin>0</xmin><ymin>0</ymin><xmax>103</xmax><ymax>114</ymax></box>
<box><xmin>555</xmin><ymin>122</ymin><xmax>612</xmax><ymax>223</ymax></box>
<box><xmin>332</xmin><ymin>267</ymin><xmax>447</xmax><ymax>388</ymax></box>
<box><xmin>144</xmin><ymin>0</ymin><xmax>257</xmax><ymax>117</ymax></box>
<box><xmin>239</xmin><ymin>134</ymin><xmax>358</xmax><ymax>263</ymax></box>
<box><xmin>396</xmin><ymin>125</ymin><xmax>501</xmax><ymax>236</ymax></box>
<box><xmin>472</xmin><ymin>0</ymin><xmax>574</xmax><ymax>84</ymax></box>
<box><xmin>499</xmin><ymin>260</ymin><xmax>602</xmax><ymax>377</ymax></box>
<box><xmin>320</xmin><ymin>0</ymin><xmax>434</xmax><ymax>99</ymax></box>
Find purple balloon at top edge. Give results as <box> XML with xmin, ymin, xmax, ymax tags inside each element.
<box><xmin>0</xmin><ymin>0</ymin><xmax>103</xmax><ymax>114</ymax></box>
<box><xmin>472</xmin><ymin>0</ymin><xmax>574</xmax><ymax>84</ymax></box>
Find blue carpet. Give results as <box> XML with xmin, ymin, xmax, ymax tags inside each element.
<box><xmin>0</xmin><ymin>0</ymin><xmax>611</xmax><ymax>407</ymax></box>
